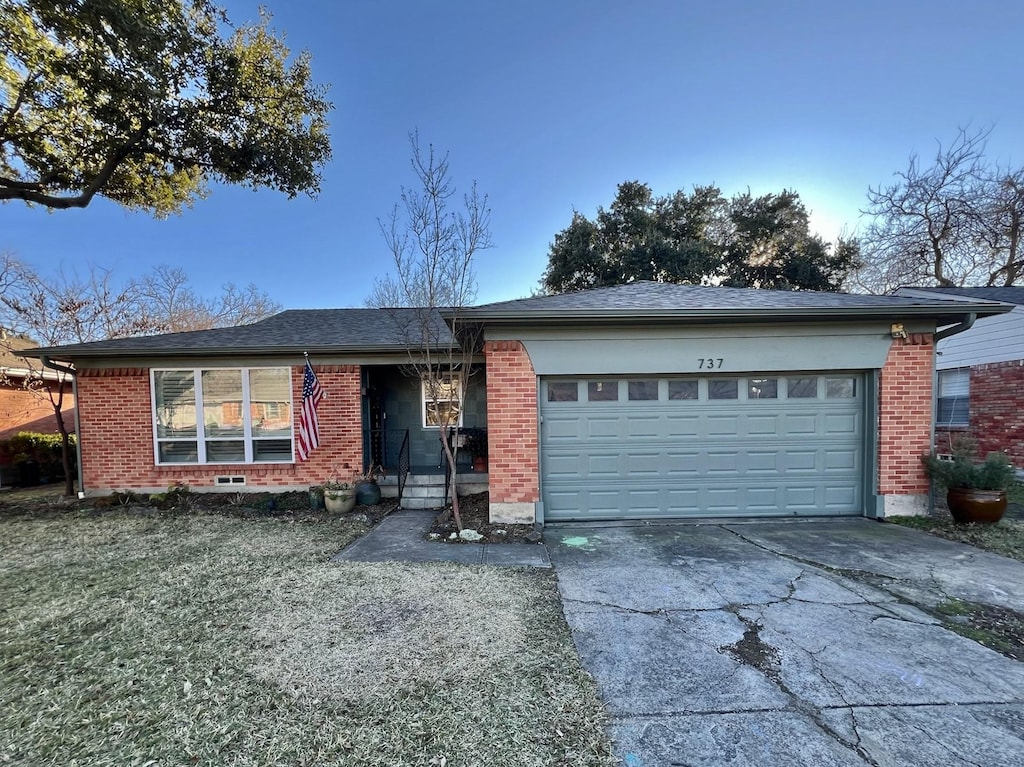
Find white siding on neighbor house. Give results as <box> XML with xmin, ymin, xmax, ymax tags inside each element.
<box><xmin>893</xmin><ymin>288</ymin><xmax>1024</xmax><ymax>370</ymax></box>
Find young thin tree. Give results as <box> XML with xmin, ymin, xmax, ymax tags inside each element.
<box><xmin>368</xmin><ymin>134</ymin><xmax>492</xmax><ymax>530</ymax></box>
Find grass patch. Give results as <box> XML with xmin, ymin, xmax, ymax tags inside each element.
<box><xmin>0</xmin><ymin>510</ymin><xmax>613</xmax><ymax>766</ymax></box>
<box><xmin>889</xmin><ymin>515</ymin><xmax>1024</xmax><ymax>563</ymax></box>
<box><xmin>935</xmin><ymin>598</ymin><xmax>1024</xmax><ymax>662</ymax></box>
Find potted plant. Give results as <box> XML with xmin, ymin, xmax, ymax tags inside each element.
<box><xmin>353</xmin><ymin>464</ymin><xmax>386</xmax><ymax>506</ymax></box>
<box><xmin>322</xmin><ymin>467</ymin><xmax>356</xmax><ymax>514</ymax></box>
<box><xmin>463</xmin><ymin>428</ymin><xmax>488</xmax><ymax>472</ymax></box>
<box><xmin>921</xmin><ymin>443</ymin><xmax>1017</xmax><ymax>524</ymax></box>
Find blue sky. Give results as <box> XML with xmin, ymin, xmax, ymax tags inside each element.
<box><xmin>4</xmin><ymin>0</ymin><xmax>1023</xmax><ymax>309</ymax></box>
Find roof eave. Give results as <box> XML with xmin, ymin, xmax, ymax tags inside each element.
<box><xmin>20</xmin><ymin>342</ymin><xmax>446</xmax><ymax>362</ymax></box>
<box><xmin>461</xmin><ymin>303</ymin><xmax>1013</xmax><ymax>325</ymax></box>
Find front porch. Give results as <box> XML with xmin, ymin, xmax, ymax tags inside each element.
<box><xmin>362</xmin><ymin>364</ymin><xmax>488</xmax><ymax>510</ymax></box>
<box><xmin>379</xmin><ymin>465</ymin><xmax>489</xmax><ymax>510</ymax></box>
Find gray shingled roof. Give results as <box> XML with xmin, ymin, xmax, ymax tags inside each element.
<box><xmin>25</xmin><ymin>308</ymin><xmax>452</xmax><ymax>360</ymax></box>
<box><xmin>897</xmin><ymin>286</ymin><xmax>1024</xmax><ymax>306</ymax></box>
<box><xmin>465</xmin><ymin>281</ymin><xmax>1011</xmax><ymax>324</ymax></box>
<box><xmin>24</xmin><ymin>282</ymin><xmax>1014</xmax><ymax>362</ymax></box>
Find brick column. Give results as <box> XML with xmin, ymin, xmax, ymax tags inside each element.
<box><xmin>484</xmin><ymin>340</ymin><xmax>538</xmax><ymax>523</ymax></box>
<box><xmin>877</xmin><ymin>334</ymin><xmax>933</xmax><ymax>516</ymax></box>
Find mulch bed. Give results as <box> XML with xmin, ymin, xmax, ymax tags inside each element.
<box><xmin>428</xmin><ymin>492</ymin><xmax>539</xmax><ymax>544</ymax></box>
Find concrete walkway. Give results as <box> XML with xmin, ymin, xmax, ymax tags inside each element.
<box><xmin>332</xmin><ymin>509</ymin><xmax>551</xmax><ymax>567</ymax></box>
<box><xmin>547</xmin><ymin>518</ymin><xmax>1024</xmax><ymax>767</ymax></box>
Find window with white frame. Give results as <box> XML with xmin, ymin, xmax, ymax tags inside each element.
<box><xmin>152</xmin><ymin>367</ymin><xmax>293</xmax><ymax>464</ymax></box>
<box><xmin>937</xmin><ymin>368</ymin><xmax>969</xmax><ymax>427</ymax></box>
<box><xmin>422</xmin><ymin>374</ymin><xmax>463</xmax><ymax>428</ymax></box>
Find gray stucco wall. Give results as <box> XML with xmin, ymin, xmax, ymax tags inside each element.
<box><xmin>486</xmin><ymin>323</ymin><xmax>918</xmax><ymax>376</ymax></box>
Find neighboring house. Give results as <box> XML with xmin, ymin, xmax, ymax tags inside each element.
<box><xmin>893</xmin><ymin>286</ymin><xmax>1024</xmax><ymax>467</ymax></box>
<box><xmin>0</xmin><ymin>333</ymin><xmax>76</xmax><ymax>441</ymax></box>
<box><xmin>23</xmin><ymin>282</ymin><xmax>1010</xmax><ymax>523</ymax></box>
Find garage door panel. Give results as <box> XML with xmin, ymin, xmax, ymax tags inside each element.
<box><xmin>586</xmin><ymin>417</ymin><xmax>621</xmax><ymax>439</ymax></box>
<box><xmin>706</xmin><ymin>415</ymin><xmax>740</xmax><ymax>436</ymax></box>
<box><xmin>664</xmin><ymin>414</ymin><xmax>702</xmax><ymax>439</ymax></box>
<box><xmin>542</xmin><ymin>374</ymin><xmax>864</xmax><ymax>521</ymax></box>
<box><xmin>785</xmin><ymin>449</ymin><xmax>819</xmax><ymax>472</ymax></box>
<box><xmin>626</xmin><ymin>416</ymin><xmax>662</xmax><ymax>438</ymax></box>
<box><xmin>825</xmin><ymin>413</ymin><xmax>860</xmax><ymax>436</ymax></box>
<box><xmin>747</xmin><ymin>450</ymin><xmax>781</xmax><ymax>473</ymax></box>
<box><xmin>747</xmin><ymin>414</ymin><xmax>781</xmax><ymax>436</ymax></box>
<box><xmin>824</xmin><ymin>449</ymin><xmax>858</xmax><ymax>471</ymax></box>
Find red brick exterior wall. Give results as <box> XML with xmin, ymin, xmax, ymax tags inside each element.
<box><xmin>935</xmin><ymin>359</ymin><xmax>1024</xmax><ymax>466</ymax></box>
<box><xmin>0</xmin><ymin>383</ymin><xmax>76</xmax><ymax>440</ymax></box>
<box><xmin>77</xmin><ymin>365</ymin><xmax>362</xmax><ymax>492</ymax></box>
<box><xmin>484</xmin><ymin>341</ymin><xmax>538</xmax><ymax>504</ymax></box>
<box><xmin>878</xmin><ymin>334</ymin><xmax>934</xmax><ymax>495</ymax></box>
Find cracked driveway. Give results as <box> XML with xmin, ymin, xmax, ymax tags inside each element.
<box><xmin>546</xmin><ymin>519</ymin><xmax>1024</xmax><ymax>767</ymax></box>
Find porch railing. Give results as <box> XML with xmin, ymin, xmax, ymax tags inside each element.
<box><xmin>368</xmin><ymin>427</ymin><xmax>411</xmax><ymax>507</ymax></box>
<box><xmin>396</xmin><ymin>429</ymin><xmax>410</xmax><ymax>507</ymax></box>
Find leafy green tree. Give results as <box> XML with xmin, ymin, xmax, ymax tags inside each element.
<box><xmin>1</xmin><ymin>0</ymin><xmax>331</xmax><ymax>216</ymax></box>
<box><xmin>723</xmin><ymin>191</ymin><xmax>861</xmax><ymax>291</ymax></box>
<box><xmin>541</xmin><ymin>181</ymin><xmax>725</xmax><ymax>293</ymax></box>
<box><xmin>541</xmin><ymin>182</ymin><xmax>859</xmax><ymax>293</ymax></box>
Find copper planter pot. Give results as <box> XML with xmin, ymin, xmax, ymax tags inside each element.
<box><xmin>946</xmin><ymin>487</ymin><xmax>1007</xmax><ymax>525</ymax></box>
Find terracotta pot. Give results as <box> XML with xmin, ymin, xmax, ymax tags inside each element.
<box><xmin>946</xmin><ymin>487</ymin><xmax>1007</xmax><ymax>525</ymax></box>
<box><xmin>472</xmin><ymin>456</ymin><xmax>487</xmax><ymax>472</ymax></box>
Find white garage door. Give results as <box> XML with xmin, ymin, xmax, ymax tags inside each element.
<box><xmin>540</xmin><ymin>373</ymin><xmax>864</xmax><ymax>521</ymax></box>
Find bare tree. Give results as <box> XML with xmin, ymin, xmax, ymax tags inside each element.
<box><xmin>133</xmin><ymin>265</ymin><xmax>282</xmax><ymax>332</ymax></box>
<box><xmin>855</xmin><ymin>127</ymin><xmax>1024</xmax><ymax>292</ymax></box>
<box><xmin>368</xmin><ymin>133</ymin><xmax>492</xmax><ymax>530</ymax></box>
<box><xmin>0</xmin><ymin>255</ymin><xmax>283</xmax><ymax>495</ymax></box>
<box><xmin>0</xmin><ymin>255</ymin><xmax>163</xmax><ymax>495</ymax></box>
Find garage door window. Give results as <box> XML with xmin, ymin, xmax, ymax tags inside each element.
<box><xmin>668</xmin><ymin>380</ymin><xmax>699</xmax><ymax>400</ymax></box>
<box><xmin>628</xmin><ymin>380</ymin><xmax>659</xmax><ymax>400</ymax></box>
<box><xmin>588</xmin><ymin>380</ymin><xmax>618</xmax><ymax>401</ymax></box>
<box><xmin>547</xmin><ymin>382</ymin><xmax>578</xmax><ymax>402</ymax></box>
<box><xmin>788</xmin><ymin>377</ymin><xmax>817</xmax><ymax>398</ymax></box>
<box><xmin>825</xmin><ymin>377</ymin><xmax>857</xmax><ymax>398</ymax></box>
<box><xmin>748</xmin><ymin>378</ymin><xmax>778</xmax><ymax>399</ymax></box>
<box><xmin>709</xmin><ymin>379</ymin><xmax>738</xmax><ymax>399</ymax></box>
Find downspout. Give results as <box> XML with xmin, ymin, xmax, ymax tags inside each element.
<box><xmin>40</xmin><ymin>356</ymin><xmax>84</xmax><ymax>497</ymax></box>
<box><xmin>934</xmin><ymin>312</ymin><xmax>976</xmax><ymax>342</ymax></box>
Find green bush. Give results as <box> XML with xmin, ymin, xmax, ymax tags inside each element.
<box><xmin>922</xmin><ymin>449</ymin><xmax>1017</xmax><ymax>491</ymax></box>
<box><xmin>0</xmin><ymin>431</ymin><xmax>77</xmax><ymax>483</ymax></box>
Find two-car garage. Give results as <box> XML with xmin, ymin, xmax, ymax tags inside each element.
<box><xmin>539</xmin><ymin>372</ymin><xmax>866</xmax><ymax>521</ymax></box>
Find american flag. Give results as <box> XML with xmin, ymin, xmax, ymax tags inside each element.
<box><xmin>297</xmin><ymin>359</ymin><xmax>325</xmax><ymax>461</ymax></box>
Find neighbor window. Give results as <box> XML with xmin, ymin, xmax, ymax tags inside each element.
<box><xmin>937</xmin><ymin>368</ymin><xmax>969</xmax><ymax>427</ymax></box>
<box><xmin>153</xmin><ymin>368</ymin><xmax>293</xmax><ymax>464</ymax></box>
<box><xmin>422</xmin><ymin>374</ymin><xmax>463</xmax><ymax>428</ymax></box>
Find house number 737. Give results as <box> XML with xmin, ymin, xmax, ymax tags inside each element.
<box><xmin>697</xmin><ymin>358</ymin><xmax>723</xmax><ymax>369</ymax></box>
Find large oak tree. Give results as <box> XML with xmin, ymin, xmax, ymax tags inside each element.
<box><xmin>1</xmin><ymin>0</ymin><xmax>331</xmax><ymax>215</ymax></box>
<box><xmin>541</xmin><ymin>181</ymin><xmax>859</xmax><ymax>294</ymax></box>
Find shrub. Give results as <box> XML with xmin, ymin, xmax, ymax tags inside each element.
<box><xmin>0</xmin><ymin>432</ymin><xmax>77</xmax><ymax>484</ymax></box>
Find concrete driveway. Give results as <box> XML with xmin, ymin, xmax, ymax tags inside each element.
<box><xmin>546</xmin><ymin>519</ymin><xmax>1024</xmax><ymax>766</ymax></box>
